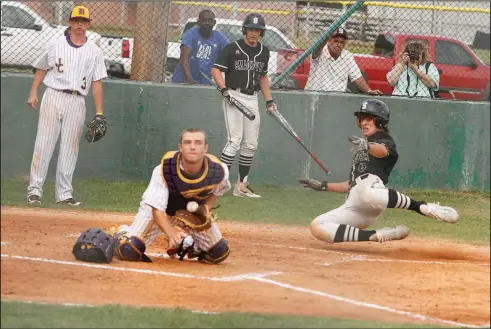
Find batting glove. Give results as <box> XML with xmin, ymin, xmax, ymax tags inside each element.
<box><xmin>220</xmin><ymin>87</ymin><xmax>231</xmax><ymax>102</ymax></box>
<box><xmin>266</xmin><ymin>100</ymin><xmax>277</xmax><ymax>114</ymax></box>
<box><xmin>348</xmin><ymin>135</ymin><xmax>369</xmax><ymax>153</ymax></box>
<box><xmin>298</xmin><ymin>178</ymin><xmax>328</xmax><ymax>191</ymax></box>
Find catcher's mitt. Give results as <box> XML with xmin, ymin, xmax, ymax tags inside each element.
<box><xmin>174</xmin><ymin>205</ymin><xmax>212</xmax><ymax>231</ymax></box>
<box><xmin>85</xmin><ymin>114</ymin><xmax>107</xmax><ymax>143</ymax></box>
<box><xmin>72</xmin><ymin>228</ymin><xmax>114</xmax><ymax>263</ymax></box>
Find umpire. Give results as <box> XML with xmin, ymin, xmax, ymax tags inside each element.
<box><xmin>211</xmin><ymin>13</ymin><xmax>277</xmax><ymax>199</ymax></box>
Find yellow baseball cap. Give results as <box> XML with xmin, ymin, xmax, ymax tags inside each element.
<box><xmin>70</xmin><ymin>6</ymin><xmax>91</xmax><ymax>20</ymax></box>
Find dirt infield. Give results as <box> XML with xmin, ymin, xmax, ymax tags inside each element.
<box><xmin>1</xmin><ymin>206</ymin><xmax>490</xmax><ymax>327</ymax></box>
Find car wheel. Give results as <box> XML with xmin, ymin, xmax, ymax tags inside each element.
<box><xmin>483</xmin><ymin>83</ymin><xmax>490</xmax><ymax>102</ymax></box>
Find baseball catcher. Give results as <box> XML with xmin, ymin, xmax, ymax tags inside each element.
<box><xmin>85</xmin><ymin>114</ymin><xmax>107</xmax><ymax>143</ymax></box>
<box><xmin>299</xmin><ymin>99</ymin><xmax>459</xmax><ymax>244</ymax></box>
<box><xmin>104</xmin><ymin>128</ymin><xmax>231</xmax><ymax>264</ymax></box>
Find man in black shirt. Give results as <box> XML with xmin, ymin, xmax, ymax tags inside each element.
<box><xmin>211</xmin><ymin>13</ymin><xmax>277</xmax><ymax>198</ymax></box>
<box><xmin>299</xmin><ymin>99</ymin><xmax>459</xmax><ymax>243</ymax></box>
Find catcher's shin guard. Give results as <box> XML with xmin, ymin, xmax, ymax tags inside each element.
<box><xmin>115</xmin><ymin>235</ymin><xmax>152</xmax><ymax>262</ymax></box>
<box><xmin>201</xmin><ymin>238</ymin><xmax>230</xmax><ymax>264</ymax></box>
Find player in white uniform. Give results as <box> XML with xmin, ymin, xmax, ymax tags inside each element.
<box><xmin>299</xmin><ymin>99</ymin><xmax>459</xmax><ymax>244</ymax></box>
<box><xmin>26</xmin><ymin>6</ymin><xmax>107</xmax><ymax>206</ymax></box>
<box><xmin>108</xmin><ymin>128</ymin><xmax>232</xmax><ymax>264</ymax></box>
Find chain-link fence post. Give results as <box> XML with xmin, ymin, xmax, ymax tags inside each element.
<box><xmin>130</xmin><ymin>1</ymin><xmax>170</xmax><ymax>82</ymax></box>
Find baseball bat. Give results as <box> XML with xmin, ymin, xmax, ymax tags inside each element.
<box><xmin>200</xmin><ymin>72</ymin><xmax>256</xmax><ymax>121</ymax></box>
<box><xmin>269</xmin><ymin>109</ymin><xmax>331</xmax><ymax>175</ymax></box>
<box><xmin>271</xmin><ymin>0</ymin><xmax>364</xmax><ymax>87</ymax></box>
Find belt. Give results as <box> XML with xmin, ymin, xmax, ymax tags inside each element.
<box><xmin>234</xmin><ymin>88</ymin><xmax>256</xmax><ymax>96</ymax></box>
<box><xmin>350</xmin><ymin>173</ymin><xmax>370</xmax><ymax>188</ymax></box>
<box><xmin>61</xmin><ymin>89</ymin><xmax>82</xmax><ymax>96</ymax></box>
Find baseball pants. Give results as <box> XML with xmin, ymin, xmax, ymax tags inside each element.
<box><xmin>27</xmin><ymin>88</ymin><xmax>86</xmax><ymax>201</ymax></box>
<box><xmin>119</xmin><ymin>203</ymin><xmax>224</xmax><ymax>253</ymax></box>
<box><xmin>221</xmin><ymin>90</ymin><xmax>260</xmax><ymax>166</ymax></box>
<box><xmin>310</xmin><ymin>174</ymin><xmax>389</xmax><ymax>243</ymax></box>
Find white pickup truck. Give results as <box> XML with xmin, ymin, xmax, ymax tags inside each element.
<box><xmin>0</xmin><ymin>2</ymin><xmax>124</xmax><ymax>73</ymax></box>
<box><xmin>104</xmin><ymin>18</ymin><xmax>300</xmax><ymax>88</ymax></box>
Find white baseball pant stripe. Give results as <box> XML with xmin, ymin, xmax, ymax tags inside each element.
<box><xmin>221</xmin><ymin>90</ymin><xmax>260</xmax><ymax>159</ymax></box>
<box><xmin>27</xmin><ymin>88</ymin><xmax>86</xmax><ymax>201</ymax></box>
<box><xmin>310</xmin><ymin>174</ymin><xmax>390</xmax><ymax>243</ymax></box>
<box><xmin>122</xmin><ymin>203</ymin><xmax>224</xmax><ymax>252</ymax></box>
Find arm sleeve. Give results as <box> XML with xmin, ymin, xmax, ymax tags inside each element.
<box><xmin>347</xmin><ymin>53</ymin><xmax>362</xmax><ymax>82</ymax></box>
<box><xmin>32</xmin><ymin>42</ymin><xmax>54</xmax><ymax>70</ymax></box>
<box><xmin>142</xmin><ymin>165</ymin><xmax>169</xmax><ymax>212</ymax></box>
<box><xmin>92</xmin><ymin>47</ymin><xmax>108</xmax><ymax>81</ymax></box>
<box><xmin>213</xmin><ymin>43</ymin><xmax>232</xmax><ymax>71</ymax></box>
<box><xmin>260</xmin><ymin>47</ymin><xmax>270</xmax><ymax>75</ymax></box>
<box><xmin>428</xmin><ymin>63</ymin><xmax>440</xmax><ymax>90</ymax></box>
<box><xmin>213</xmin><ymin>163</ymin><xmax>232</xmax><ymax>196</ymax></box>
<box><xmin>180</xmin><ymin>29</ymin><xmax>194</xmax><ymax>50</ymax></box>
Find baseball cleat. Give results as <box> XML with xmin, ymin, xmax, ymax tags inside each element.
<box><xmin>369</xmin><ymin>225</ymin><xmax>409</xmax><ymax>243</ymax></box>
<box><xmin>421</xmin><ymin>203</ymin><xmax>459</xmax><ymax>223</ymax></box>
<box><xmin>57</xmin><ymin>198</ymin><xmax>82</xmax><ymax>206</ymax></box>
<box><xmin>27</xmin><ymin>195</ymin><xmax>42</xmax><ymax>204</ymax></box>
<box><xmin>233</xmin><ymin>182</ymin><xmax>261</xmax><ymax>198</ymax></box>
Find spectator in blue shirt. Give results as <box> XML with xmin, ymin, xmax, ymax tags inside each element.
<box><xmin>172</xmin><ymin>10</ymin><xmax>229</xmax><ymax>85</ymax></box>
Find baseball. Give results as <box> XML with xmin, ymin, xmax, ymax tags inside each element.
<box><xmin>186</xmin><ymin>201</ymin><xmax>199</xmax><ymax>213</ymax></box>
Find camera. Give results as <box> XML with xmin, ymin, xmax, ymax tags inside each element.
<box><xmin>408</xmin><ymin>52</ymin><xmax>420</xmax><ymax>62</ymax></box>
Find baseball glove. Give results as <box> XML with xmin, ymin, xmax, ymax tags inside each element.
<box><xmin>174</xmin><ymin>205</ymin><xmax>212</xmax><ymax>231</ymax></box>
<box><xmin>85</xmin><ymin>114</ymin><xmax>107</xmax><ymax>143</ymax></box>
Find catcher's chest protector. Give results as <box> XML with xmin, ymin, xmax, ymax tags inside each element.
<box><xmin>161</xmin><ymin>151</ymin><xmax>225</xmax><ymax>215</ymax></box>
<box><xmin>72</xmin><ymin>228</ymin><xmax>114</xmax><ymax>263</ymax></box>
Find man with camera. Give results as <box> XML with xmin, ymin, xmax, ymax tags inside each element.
<box><xmin>386</xmin><ymin>41</ymin><xmax>440</xmax><ymax>98</ymax></box>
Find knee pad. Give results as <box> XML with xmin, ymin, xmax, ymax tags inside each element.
<box><xmin>310</xmin><ymin>219</ymin><xmax>337</xmax><ymax>244</ymax></box>
<box><xmin>115</xmin><ymin>234</ymin><xmax>152</xmax><ymax>262</ymax></box>
<box><xmin>201</xmin><ymin>238</ymin><xmax>230</xmax><ymax>264</ymax></box>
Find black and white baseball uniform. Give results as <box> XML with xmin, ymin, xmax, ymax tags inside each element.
<box><xmin>213</xmin><ymin>38</ymin><xmax>270</xmax><ymax>195</ymax></box>
<box><xmin>308</xmin><ymin>99</ymin><xmax>458</xmax><ymax>244</ymax></box>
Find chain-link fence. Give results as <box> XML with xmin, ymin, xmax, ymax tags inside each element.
<box><xmin>1</xmin><ymin>1</ymin><xmax>489</xmax><ymax>101</ymax></box>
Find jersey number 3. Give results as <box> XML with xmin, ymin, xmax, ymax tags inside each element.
<box><xmin>81</xmin><ymin>77</ymin><xmax>87</xmax><ymax>90</ymax></box>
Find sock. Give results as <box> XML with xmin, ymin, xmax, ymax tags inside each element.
<box><xmin>333</xmin><ymin>224</ymin><xmax>376</xmax><ymax>243</ymax></box>
<box><xmin>387</xmin><ymin>189</ymin><xmax>425</xmax><ymax>215</ymax></box>
<box><xmin>239</xmin><ymin>154</ymin><xmax>253</xmax><ymax>183</ymax></box>
<box><xmin>220</xmin><ymin>153</ymin><xmax>234</xmax><ymax>171</ymax></box>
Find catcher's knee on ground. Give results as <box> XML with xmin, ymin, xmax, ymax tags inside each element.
<box><xmin>114</xmin><ymin>234</ymin><xmax>152</xmax><ymax>262</ymax></box>
<box><xmin>201</xmin><ymin>238</ymin><xmax>230</xmax><ymax>264</ymax></box>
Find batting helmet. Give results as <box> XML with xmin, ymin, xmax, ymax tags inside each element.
<box><xmin>242</xmin><ymin>13</ymin><xmax>266</xmax><ymax>37</ymax></box>
<box><xmin>353</xmin><ymin>99</ymin><xmax>390</xmax><ymax>128</ymax></box>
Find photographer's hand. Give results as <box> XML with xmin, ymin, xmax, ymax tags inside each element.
<box><xmin>400</xmin><ymin>53</ymin><xmax>410</xmax><ymax>65</ymax></box>
<box><xmin>408</xmin><ymin>61</ymin><xmax>420</xmax><ymax>72</ymax></box>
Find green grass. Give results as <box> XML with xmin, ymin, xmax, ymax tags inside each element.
<box><xmin>0</xmin><ymin>300</ymin><xmax>442</xmax><ymax>328</ymax></box>
<box><xmin>2</xmin><ymin>178</ymin><xmax>489</xmax><ymax>243</ymax></box>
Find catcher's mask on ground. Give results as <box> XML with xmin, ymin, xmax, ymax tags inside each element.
<box><xmin>72</xmin><ymin>228</ymin><xmax>114</xmax><ymax>263</ymax></box>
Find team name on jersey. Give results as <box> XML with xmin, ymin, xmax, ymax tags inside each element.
<box><xmin>234</xmin><ymin>60</ymin><xmax>265</xmax><ymax>72</ymax></box>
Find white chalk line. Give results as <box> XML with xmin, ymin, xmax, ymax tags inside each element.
<box><xmin>316</xmin><ymin>256</ymin><xmax>490</xmax><ymax>267</ymax></box>
<box><xmin>2</xmin><ymin>299</ymin><xmax>220</xmax><ymax>315</ymax></box>
<box><xmin>251</xmin><ymin>276</ymin><xmax>483</xmax><ymax>328</ymax></box>
<box><xmin>1</xmin><ymin>242</ymin><xmax>8</xmax><ymax>245</ymax></box>
<box><xmin>250</xmin><ymin>242</ymin><xmax>353</xmax><ymax>256</ymax></box>
<box><xmin>0</xmin><ymin>254</ymin><xmax>280</xmax><ymax>282</ymax></box>
<box><xmin>253</xmin><ymin>242</ymin><xmax>489</xmax><ymax>267</ymax></box>
<box><xmin>1</xmin><ymin>253</ymin><xmax>486</xmax><ymax>328</ymax></box>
